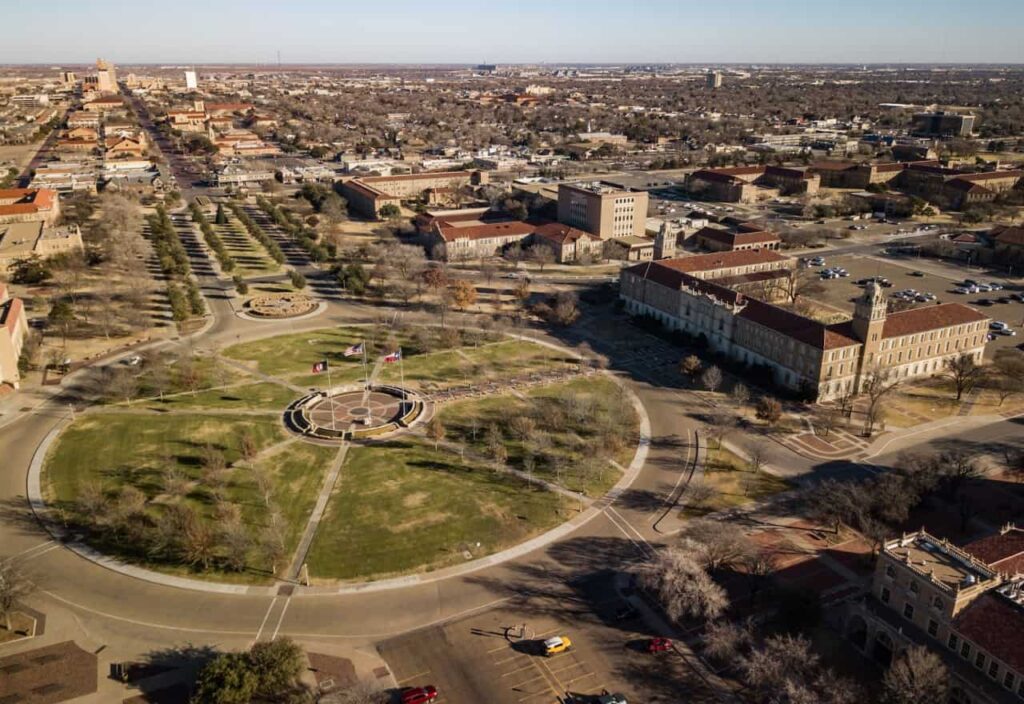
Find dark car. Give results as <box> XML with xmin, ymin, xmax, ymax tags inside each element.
<box><xmin>976</xmin><ymin>299</ymin><xmax>994</xmax><ymax>306</ymax></box>
<box><xmin>910</xmin><ymin>271</ymin><xmax>925</xmax><ymax>277</ymax></box>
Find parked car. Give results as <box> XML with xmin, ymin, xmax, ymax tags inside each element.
<box><xmin>647</xmin><ymin>637</ymin><xmax>673</xmax><ymax>653</ymax></box>
<box><xmin>990</xmin><ymin>321</ymin><xmax>1010</xmax><ymax>332</ymax></box>
<box><xmin>954</xmin><ymin>287</ymin><xmax>970</xmax><ymax>294</ymax></box>
<box><xmin>909</xmin><ymin>271</ymin><xmax>924</xmax><ymax>277</ymax></box>
<box><xmin>401</xmin><ymin>686</ymin><xmax>438</xmax><ymax>704</ymax></box>
<box><xmin>976</xmin><ymin>299</ymin><xmax>994</xmax><ymax>306</ymax></box>
<box><xmin>987</xmin><ymin>283</ymin><xmax>1004</xmax><ymax>291</ymax></box>
<box><xmin>596</xmin><ymin>693</ymin><xmax>628</xmax><ymax>704</ymax></box>
<box><xmin>543</xmin><ymin>636</ymin><xmax>572</xmax><ymax>656</ymax></box>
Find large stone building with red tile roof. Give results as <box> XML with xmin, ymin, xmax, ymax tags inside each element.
<box><xmin>0</xmin><ymin>188</ymin><xmax>61</xmax><ymax>225</ymax></box>
<box><xmin>846</xmin><ymin>529</ymin><xmax>1024</xmax><ymax>704</ymax></box>
<box><xmin>620</xmin><ymin>250</ymin><xmax>989</xmax><ymax>401</ymax></box>
<box><xmin>0</xmin><ymin>284</ymin><xmax>28</xmax><ymax>388</ymax></box>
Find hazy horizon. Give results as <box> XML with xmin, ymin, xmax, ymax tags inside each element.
<box><xmin>2</xmin><ymin>0</ymin><xmax>1023</xmax><ymax>65</ymax></box>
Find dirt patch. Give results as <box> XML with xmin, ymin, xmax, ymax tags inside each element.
<box><xmin>402</xmin><ymin>491</ymin><xmax>429</xmax><ymax>508</ymax></box>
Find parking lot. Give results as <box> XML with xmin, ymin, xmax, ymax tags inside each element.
<box><xmin>379</xmin><ymin>573</ymin><xmax>717</xmax><ymax>704</ymax></box>
<box><xmin>806</xmin><ymin>252</ymin><xmax>1024</xmax><ymax>358</ymax></box>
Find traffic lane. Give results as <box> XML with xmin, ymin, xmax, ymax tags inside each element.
<box><xmin>871</xmin><ymin>416</ymin><xmax>1024</xmax><ymax>468</ymax></box>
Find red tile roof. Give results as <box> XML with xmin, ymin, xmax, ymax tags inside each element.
<box><xmin>435</xmin><ymin>220</ymin><xmax>534</xmax><ymax>242</ymax></box>
<box><xmin>1</xmin><ymin>297</ymin><xmax>23</xmax><ymax>334</ymax></box>
<box><xmin>881</xmin><ymin>303</ymin><xmax>989</xmax><ymax>339</ymax></box>
<box><xmin>954</xmin><ymin>593</ymin><xmax>1024</xmax><ymax>674</ymax></box>
<box><xmin>955</xmin><ymin>169</ymin><xmax>1024</xmax><ymax>183</ymax></box>
<box><xmin>964</xmin><ymin>528</ymin><xmax>1024</xmax><ymax>575</ymax></box>
<box><xmin>695</xmin><ymin>226</ymin><xmax>780</xmax><ymax>248</ymax></box>
<box><xmin>993</xmin><ymin>225</ymin><xmax>1024</xmax><ymax>247</ymax></box>
<box><xmin>532</xmin><ymin>222</ymin><xmax>599</xmax><ymax>246</ymax></box>
<box><xmin>361</xmin><ymin>171</ymin><xmax>472</xmax><ymax>184</ymax></box>
<box><xmin>622</xmin><ymin>262</ymin><xmax>860</xmax><ymax>350</ymax></box>
<box><xmin>654</xmin><ymin>249</ymin><xmax>788</xmax><ymax>274</ymax></box>
<box><xmin>738</xmin><ymin>300</ymin><xmax>860</xmax><ymax>350</ymax></box>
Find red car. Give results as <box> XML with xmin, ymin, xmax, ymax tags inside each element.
<box><xmin>647</xmin><ymin>637</ymin><xmax>673</xmax><ymax>653</ymax></box>
<box><xmin>401</xmin><ymin>685</ymin><xmax>438</xmax><ymax>704</ymax></box>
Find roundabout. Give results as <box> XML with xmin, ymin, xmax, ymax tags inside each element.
<box><xmin>31</xmin><ymin>325</ymin><xmax>644</xmax><ymax>589</ymax></box>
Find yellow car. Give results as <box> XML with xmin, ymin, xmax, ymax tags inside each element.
<box><xmin>543</xmin><ymin>636</ymin><xmax>572</xmax><ymax>656</ymax></box>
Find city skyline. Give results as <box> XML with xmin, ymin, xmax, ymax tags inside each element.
<box><xmin>2</xmin><ymin>0</ymin><xmax>1023</xmax><ymax>65</ymax></box>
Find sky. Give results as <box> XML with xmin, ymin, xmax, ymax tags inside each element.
<box><xmin>2</xmin><ymin>0</ymin><xmax>1023</xmax><ymax>65</ymax></box>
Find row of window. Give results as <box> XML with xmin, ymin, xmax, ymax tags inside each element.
<box><xmin>947</xmin><ymin>633</ymin><xmax>1022</xmax><ymax>696</ymax></box>
<box><xmin>883</xmin><ymin>322</ymin><xmax>985</xmax><ymax>351</ymax></box>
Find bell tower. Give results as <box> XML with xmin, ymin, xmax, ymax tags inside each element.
<box><xmin>852</xmin><ymin>282</ymin><xmax>887</xmax><ymax>370</ymax></box>
<box><xmin>654</xmin><ymin>222</ymin><xmax>676</xmax><ymax>260</ymax></box>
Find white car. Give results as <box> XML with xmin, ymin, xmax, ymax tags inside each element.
<box><xmin>954</xmin><ymin>287</ymin><xmax>970</xmax><ymax>294</ymax></box>
<box><xmin>987</xmin><ymin>283</ymin><xmax>1004</xmax><ymax>291</ymax></box>
<box><xmin>990</xmin><ymin>321</ymin><xmax>1010</xmax><ymax>332</ymax></box>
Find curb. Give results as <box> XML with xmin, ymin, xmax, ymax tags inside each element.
<box><xmin>236</xmin><ymin>300</ymin><xmax>328</xmax><ymax>324</ymax></box>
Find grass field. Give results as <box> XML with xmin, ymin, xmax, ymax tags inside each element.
<box><xmin>44</xmin><ymin>413</ymin><xmax>288</xmax><ymax>505</ymax></box>
<box><xmin>306</xmin><ymin>438</ymin><xmax>563</xmax><ymax>581</ymax></box>
<box><xmin>439</xmin><ymin>376</ymin><xmax>637</xmax><ymax>496</ymax></box>
<box><xmin>137</xmin><ymin>382</ymin><xmax>298</xmax><ymax>411</ymax></box>
<box><xmin>217</xmin><ymin>215</ymin><xmax>280</xmax><ymax>277</ymax></box>
<box><xmin>223</xmin><ymin>327</ymin><xmax>569</xmax><ymax>390</ymax></box>
<box><xmin>684</xmin><ymin>447</ymin><xmax>791</xmax><ymax>516</ymax></box>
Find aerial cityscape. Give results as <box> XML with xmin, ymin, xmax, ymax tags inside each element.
<box><xmin>2</xmin><ymin>2</ymin><xmax>1024</xmax><ymax>703</ymax></box>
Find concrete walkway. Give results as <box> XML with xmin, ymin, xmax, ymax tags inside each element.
<box><xmin>286</xmin><ymin>443</ymin><xmax>349</xmax><ymax>581</ymax></box>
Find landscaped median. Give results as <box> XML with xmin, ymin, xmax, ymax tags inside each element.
<box><xmin>38</xmin><ymin>324</ymin><xmax>646</xmax><ymax>586</ymax></box>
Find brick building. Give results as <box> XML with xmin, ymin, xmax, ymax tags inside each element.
<box><xmin>556</xmin><ymin>182</ymin><xmax>649</xmax><ymax>239</ymax></box>
<box><xmin>619</xmin><ymin>252</ymin><xmax>989</xmax><ymax>401</ymax></box>
<box><xmin>844</xmin><ymin>528</ymin><xmax>1024</xmax><ymax>704</ymax></box>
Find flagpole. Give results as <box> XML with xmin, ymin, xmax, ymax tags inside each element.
<box><xmin>361</xmin><ymin>340</ymin><xmax>369</xmax><ymax>392</ymax></box>
<box><xmin>399</xmin><ymin>347</ymin><xmax>406</xmax><ymax>406</ymax></box>
<box><xmin>326</xmin><ymin>361</ymin><xmax>336</xmax><ymax>431</ymax></box>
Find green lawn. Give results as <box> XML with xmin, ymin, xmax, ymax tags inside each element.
<box><xmin>683</xmin><ymin>447</ymin><xmax>791</xmax><ymax>516</ymax></box>
<box><xmin>44</xmin><ymin>413</ymin><xmax>287</xmax><ymax>505</ymax></box>
<box><xmin>217</xmin><ymin>216</ymin><xmax>280</xmax><ymax>277</ymax></box>
<box><xmin>306</xmin><ymin>438</ymin><xmax>563</xmax><ymax>581</ymax></box>
<box><xmin>248</xmin><ymin>442</ymin><xmax>339</xmax><ymax>553</ymax></box>
<box><xmin>137</xmin><ymin>382</ymin><xmax>298</xmax><ymax>411</ymax></box>
<box><xmin>223</xmin><ymin>326</ymin><xmax>384</xmax><ymax>380</ymax></box>
<box><xmin>439</xmin><ymin>376</ymin><xmax>637</xmax><ymax>497</ymax></box>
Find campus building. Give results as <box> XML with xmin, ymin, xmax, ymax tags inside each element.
<box><xmin>339</xmin><ymin>170</ymin><xmax>487</xmax><ymax>219</ymax></box>
<box><xmin>0</xmin><ymin>284</ymin><xmax>28</xmax><ymax>389</ymax></box>
<box><xmin>844</xmin><ymin>528</ymin><xmax>1024</xmax><ymax>704</ymax></box>
<box><xmin>912</xmin><ymin>111</ymin><xmax>976</xmax><ymax>138</ymax></box>
<box><xmin>685</xmin><ymin>165</ymin><xmax>820</xmax><ymax>203</ymax></box>
<box><xmin>556</xmin><ymin>182</ymin><xmax>649</xmax><ymax>239</ymax></box>
<box><xmin>0</xmin><ymin>189</ymin><xmax>61</xmax><ymax>226</ymax></box>
<box><xmin>619</xmin><ymin>251</ymin><xmax>989</xmax><ymax>401</ymax></box>
<box><xmin>0</xmin><ymin>222</ymin><xmax>83</xmax><ymax>273</ymax></box>
<box><xmin>693</xmin><ymin>222</ymin><xmax>781</xmax><ymax>252</ymax></box>
<box><xmin>424</xmin><ymin>211</ymin><xmax>600</xmax><ymax>263</ymax></box>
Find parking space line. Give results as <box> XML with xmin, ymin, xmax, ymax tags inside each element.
<box><xmin>549</xmin><ymin>662</ymin><xmax>588</xmax><ymax>676</ymax></box>
<box><xmin>487</xmin><ymin>642</ymin><xmax>511</xmax><ymax>653</ymax></box>
<box><xmin>516</xmin><ymin>693</ymin><xmax>556</xmax><ymax>703</ymax></box>
<box><xmin>494</xmin><ymin>653</ymin><xmax>530</xmax><ymax>665</ymax></box>
<box><xmin>561</xmin><ymin>671</ymin><xmax>598</xmax><ymax>686</ymax></box>
<box><xmin>507</xmin><ymin>673</ymin><xmax>547</xmax><ymax>688</ymax></box>
<box><xmin>396</xmin><ymin>670</ymin><xmax>431</xmax><ymax>684</ymax></box>
<box><xmin>501</xmin><ymin>664</ymin><xmax>537</xmax><ymax>678</ymax></box>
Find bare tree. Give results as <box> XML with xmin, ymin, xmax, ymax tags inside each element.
<box><xmin>639</xmin><ymin>545</ymin><xmax>728</xmax><ymax>623</ymax></box>
<box><xmin>680</xmin><ymin>520</ymin><xmax>755</xmax><ymax>572</ymax></box>
<box><xmin>0</xmin><ymin>559</ymin><xmax>33</xmax><ymax>631</ymax></box>
<box><xmin>700</xmin><ymin>365</ymin><xmax>723</xmax><ymax>393</ymax></box>
<box><xmin>755</xmin><ymin>396</ymin><xmax>783</xmax><ymax>425</ymax></box>
<box><xmin>942</xmin><ymin>353</ymin><xmax>984</xmax><ymax>401</ymax></box>
<box><xmin>730</xmin><ymin>382</ymin><xmax>750</xmax><ymax>408</ymax></box>
<box><xmin>703</xmin><ymin>619</ymin><xmax>754</xmax><ymax>665</ymax></box>
<box><xmin>861</xmin><ymin>367</ymin><xmax>900</xmax><ymax>435</ymax></box>
<box><xmin>882</xmin><ymin>646</ymin><xmax>949</xmax><ymax>704</ymax></box>
<box><xmin>426</xmin><ymin>415</ymin><xmax>446</xmax><ymax>451</ymax></box>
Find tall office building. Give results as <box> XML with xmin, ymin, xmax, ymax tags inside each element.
<box><xmin>706</xmin><ymin>71</ymin><xmax>723</xmax><ymax>89</ymax></box>
<box><xmin>60</xmin><ymin>71</ymin><xmax>76</xmax><ymax>85</ymax></box>
<box><xmin>557</xmin><ymin>182</ymin><xmax>649</xmax><ymax>240</ymax></box>
<box><xmin>911</xmin><ymin>111</ymin><xmax>975</xmax><ymax>137</ymax></box>
<box><xmin>184</xmin><ymin>70</ymin><xmax>198</xmax><ymax>90</ymax></box>
<box><xmin>96</xmin><ymin>59</ymin><xmax>117</xmax><ymax>93</ymax></box>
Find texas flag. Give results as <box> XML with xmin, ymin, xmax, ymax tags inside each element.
<box><xmin>311</xmin><ymin>359</ymin><xmax>328</xmax><ymax>374</ymax></box>
<box><xmin>343</xmin><ymin>342</ymin><xmax>364</xmax><ymax>357</ymax></box>
<box><xmin>383</xmin><ymin>350</ymin><xmax>402</xmax><ymax>363</ymax></box>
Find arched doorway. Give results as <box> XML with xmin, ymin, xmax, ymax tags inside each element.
<box><xmin>873</xmin><ymin>631</ymin><xmax>894</xmax><ymax>667</ymax></box>
<box><xmin>847</xmin><ymin>615</ymin><xmax>868</xmax><ymax>651</ymax></box>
